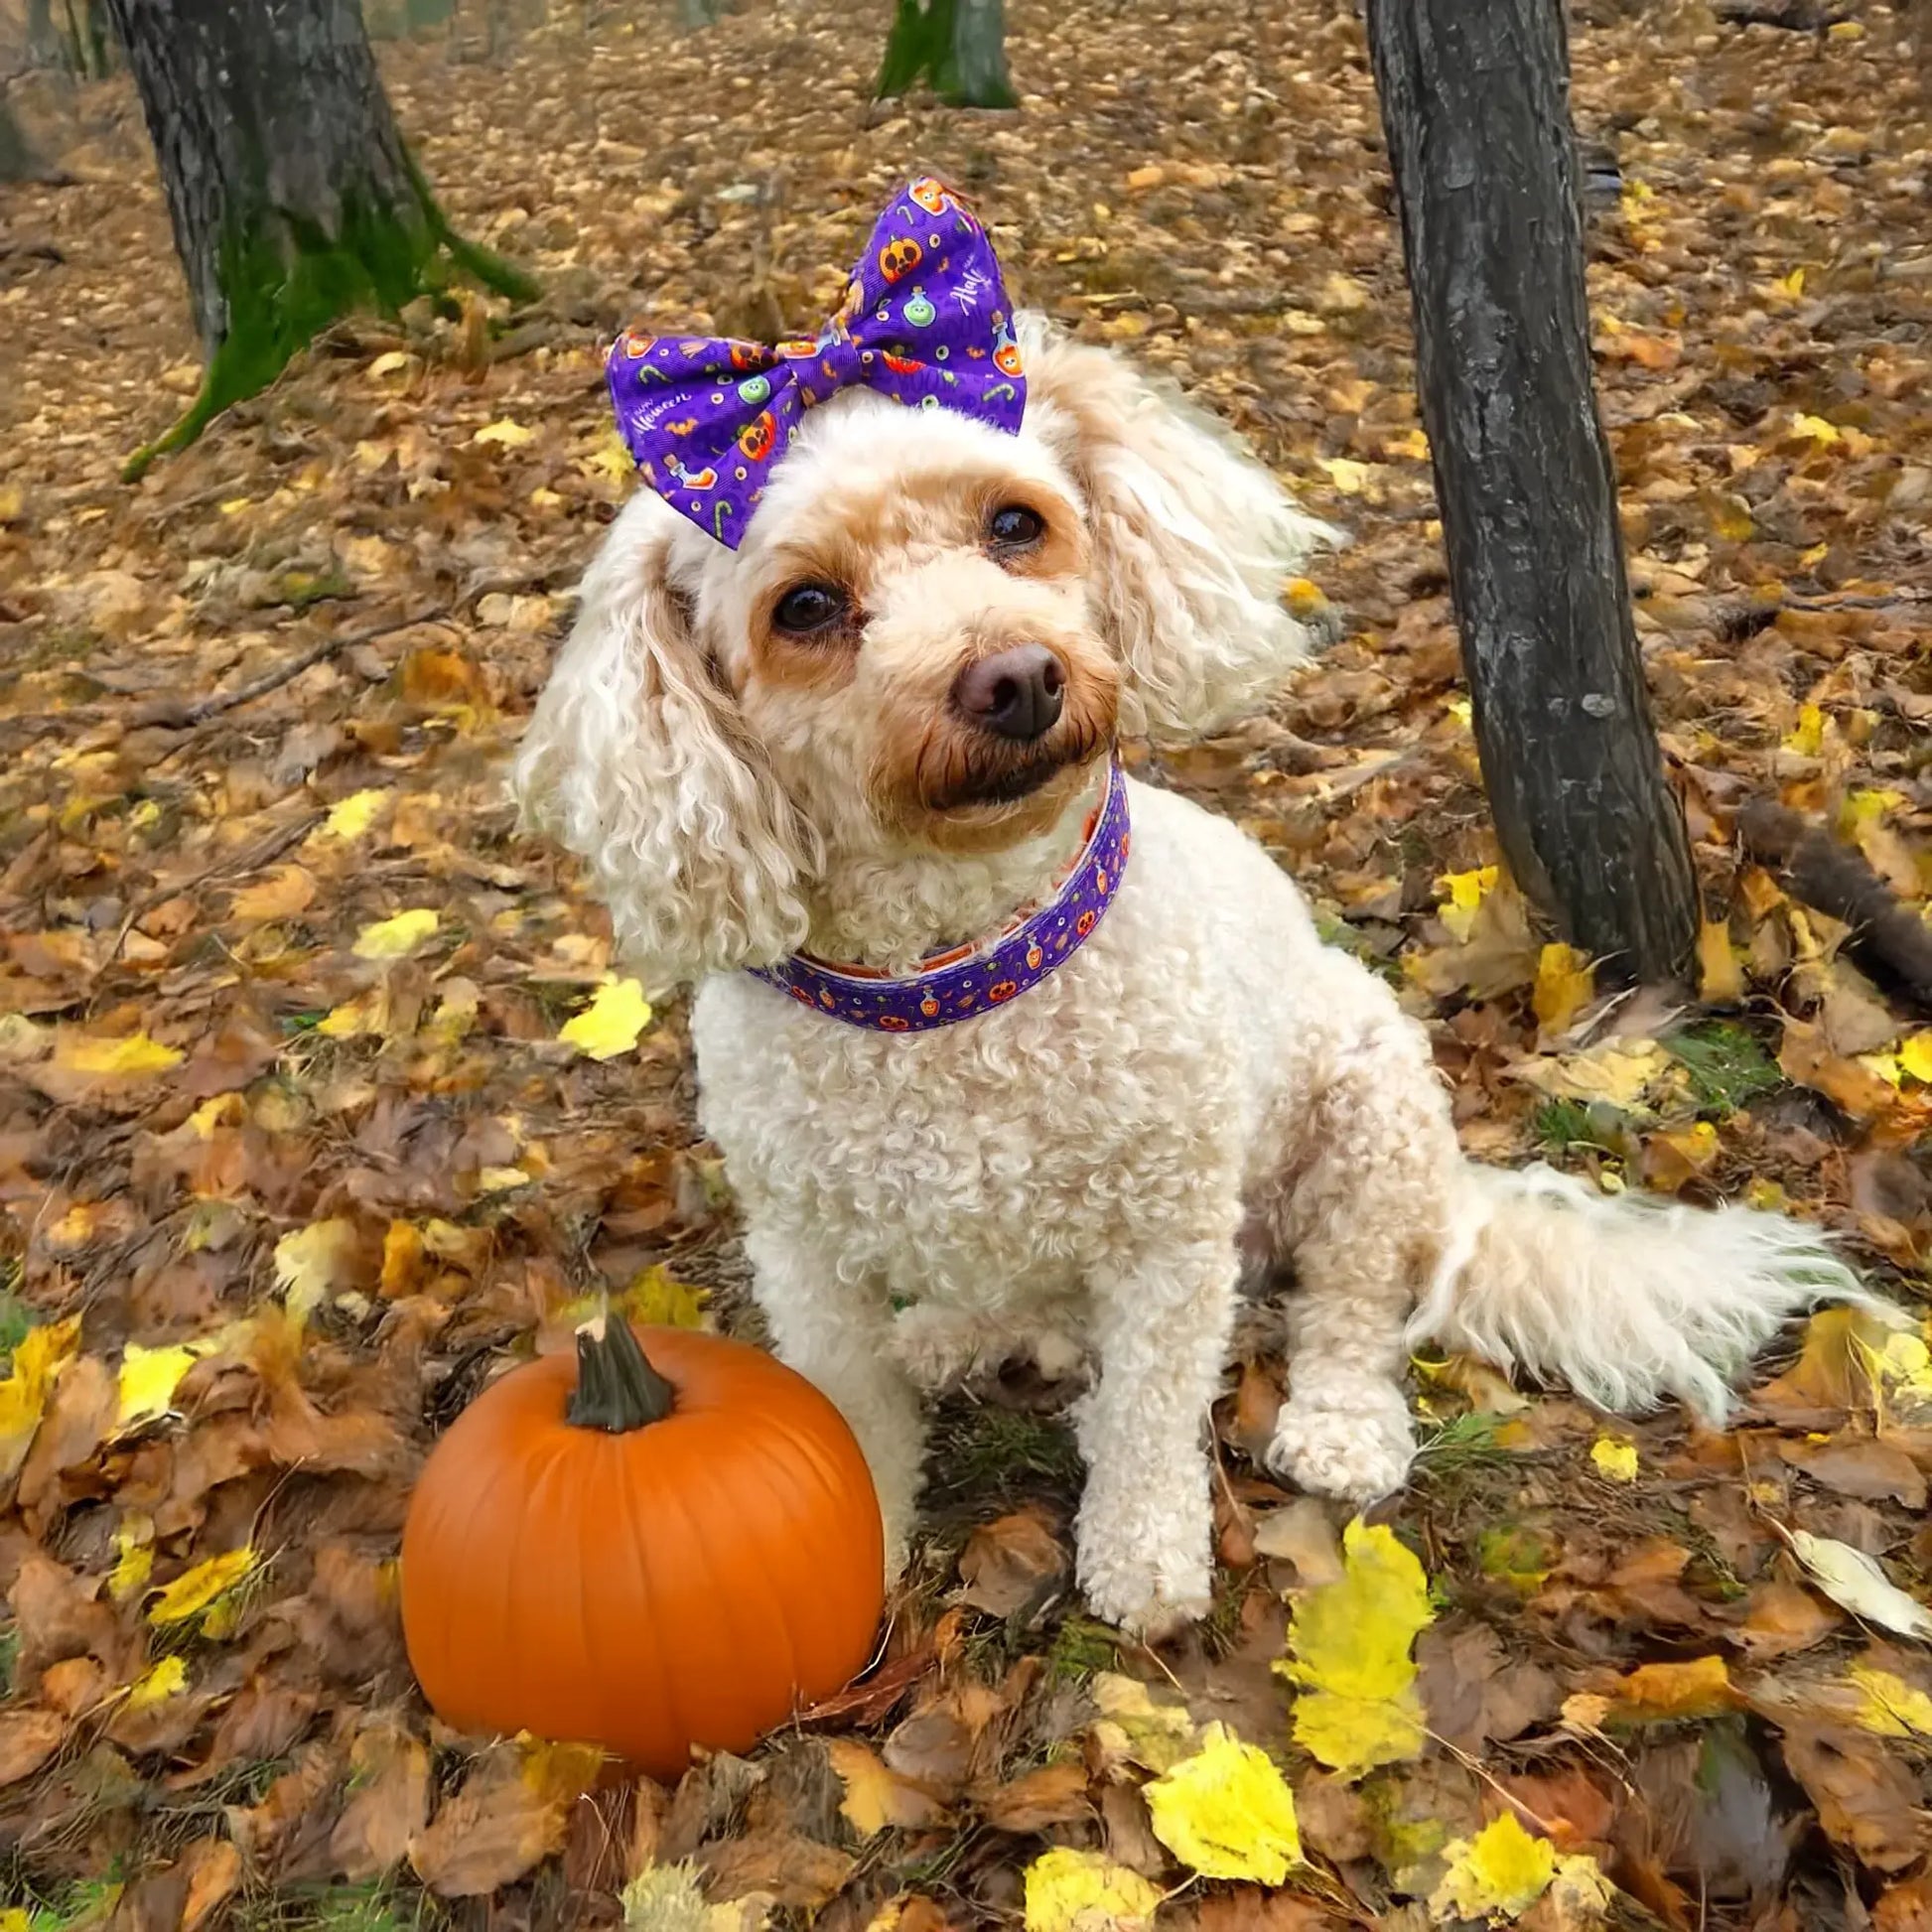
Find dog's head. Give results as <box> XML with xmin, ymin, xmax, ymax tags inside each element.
<box><xmin>514</xmin><ymin>316</ymin><xmax>1333</xmax><ymax>986</ymax></box>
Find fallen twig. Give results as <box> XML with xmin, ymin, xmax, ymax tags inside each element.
<box><xmin>94</xmin><ymin>809</ymin><xmax>326</xmax><ymax>983</ymax></box>
<box><xmin>124</xmin><ymin>605</ymin><xmax>447</xmax><ymax>731</ymax></box>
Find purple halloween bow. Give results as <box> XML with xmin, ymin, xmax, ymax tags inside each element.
<box><xmin>605</xmin><ymin>178</ymin><xmax>1028</xmax><ymax>549</ymax></box>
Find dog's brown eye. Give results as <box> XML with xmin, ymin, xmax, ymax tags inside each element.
<box><xmin>988</xmin><ymin>504</ymin><xmax>1044</xmax><ymax>550</ymax></box>
<box><xmin>772</xmin><ymin>583</ymin><xmax>847</xmax><ymax>634</ymax></box>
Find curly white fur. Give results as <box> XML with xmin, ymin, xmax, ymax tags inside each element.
<box><xmin>516</xmin><ymin>316</ymin><xmax>1878</xmax><ymax>1637</ymax></box>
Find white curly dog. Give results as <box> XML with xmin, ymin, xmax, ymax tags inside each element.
<box><xmin>515</xmin><ymin>313</ymin><xmax>1869</xmax><ymax>1636</ymax></box>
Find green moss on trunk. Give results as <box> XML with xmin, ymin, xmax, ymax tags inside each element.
<box><xmin>125</xmin><ymin>162</ymin><xmax>536</xmax><ymax>481</ymax></box>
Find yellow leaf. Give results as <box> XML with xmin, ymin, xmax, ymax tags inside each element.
<box><xmin>381</xmin><ymin>1221</ymin><xmax>426</xmax><ymax>1298</ymax></box>
<box><xmin>1697</xmin><ymin>918</ymin><xmax>1745</xmax><ymax>1007</ymax></box>
<box><xmin>1317</xmin><ymin>457</ymin><xmax>1373</xmax><ymax>495</ymax></box>
<box><xmin>1430</xmin><ymin>1812</ymin><xmax>1558</xmax><ymax>1922</ymax></box>
<box><xmin>352</xmin><ymin>908</ymin><xmax>440</xmax><ymax>960</ymax></box>
<box><xmin>1022</xmin><ymin>1847</ymin><xmax>1163</xmax><ymax>1932</ymax></box>
<box><xmin>1898</xmin><ymin>1035</ymin><xmax>1932</xmax><ymax>1084</ymax></box>
<box><xmin>1778</xmin><ymin>266</ymin><xmax>1807</xmax><ymax>297</ymax></box>
<box><xmin>1436</xmin><ymin>866</ymin><xmax>1499</xmax><ymax>943</ymax></box>
<box><xmin>1284</xmin><ymin>577</ymin><xmax>1329</xmax><ymax>621</ymax></box>
<box><xmin>1782</xmin><ymin>703</ymin><xmax>1827</xmax><ymax>757</ymax></box>
<box><xmin>558</xmin><ymin>977</ymin><xmax>654</xmax><ymax>1061</ymax></box>
<box><xmin>1143</xmin><ymin>1723</ymin><xmax>1302</xmax><ymax>1883</ymax></box>
<box><xmin>274</xmin><ymin>1217</ymin><xmax>359</xmax><ymax>1319</ymax></box>
<box><xmin>325</xmin><ymin>788</ymin><xmax>388</xmax><ymax>841</ymax></box>
<box><xmin>1387</xmin><ymin>427</ymin><xmax>1431</xmax><ymax>462</ymax></box>
<box><xmin>623</xmin><ymin>1264</ymin><xmax>709</xmax><ymax>1330</ymax></box>
<box><xmin>1851</xmin><ymin>1664</ymin><xmax>1932</xmax><ymax>1737</ymax></box>
<box><xmin>368</xmin><ymin>349</ymin><xmax>412</xmax><ymax>377</ymax></box>
<box><xmin>1277</xmin><ymin>1519</ymin><xmax>1432</xmax><ymax>1777</ymax></box>
<box><xmin>110</xmin><ymin>1516</ymin><xmax>155</xmax><ymax>1601</ymax></box>
<box><xmin>317</xmin><ymin>993</ymin><xmax>380</xmax><ymax>1040</ymax></box>
<box><xmin>1</xmin><ymin>1910</ymin><xmax>30</xmax><ymax>1932</ymax></box>
<box><xmin>1088</xmin><ymin>1672</ymin><xmax>1198</xmax><ymax>1771</ymax></box>
<box><xmin>53</xmin><ymin>1032</ymin><xmax>183</xmax><ymax>1079</ymax></box>
<box><xmin>1829</xmin><ymin>17</ymin><xmax>1864</xmax><ymax>36</ymax></box>
<box><xmin>1590</xmin><ymin>1437</ymin><xmax>1638</xmax><ymax>1482</ymax></box>
<box><xmin>1790</xmin><ymin>413</ymin><xmax>1841</xmax><ymax>446</ymax></box>
<box><xmin>148</xmin><ymin>1546</ymin><xmax>258</xmax><ymax>1626</ymax></box>
<box><xmin>1533</xmin><ymin>943</ymin><xmax>1594</xmax><ymax>1035</ymax></box>
<box><xmin>475</xmin><ymin>417</ymin><xmax>536</xmax><ymax>448</ymax></box>
<box><xmin>0</xmin><ymin>1314</ymin><xmax>82</xmax><ymax>1482</ymax></box>
<box><xmin>1514</xmin><ymin>1040</ymin><xmax>1674</xmax><ymax>1113</ymax></box>
<box><xmin>125</xmin><ymin>1654</ymin><xmax>188</xmax><ymax>1712</ymax></box>
<box><xmin>1445</xmin><ymin>696</ymin><xmax>1472</xmax><ymax>730</ymax></box>
<box><xmin>116</xmin><ymin>1341</ymin><xmax>199</xmax><ymax>1432</ymax></box>
<box><xmin>476</xmin><ymin>1166</ymin><xmax>531</xmax><ymax>1193</ymax></box>
<box><xmin>826</xmin><ymin>1737</ymin><xmax>948</xmax><ymax>1838</ymax></box>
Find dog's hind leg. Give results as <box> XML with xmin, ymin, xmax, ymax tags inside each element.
<box><xmin>1259</xmin><ymin>967</ymin><xmax>1462</xmax><ymax>1503</ymax></box>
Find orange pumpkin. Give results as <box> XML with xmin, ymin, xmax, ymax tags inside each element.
<box><xmin>399</xmin><ymin>1319</ymin><xmax>884</xmax><ymax>1780</ymax></box>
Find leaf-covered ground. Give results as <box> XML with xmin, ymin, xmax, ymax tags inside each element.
<box><xmin>4</xmin><ymin>0</ymin><xmax>1932</xmax><ymax>1927</ymax></box>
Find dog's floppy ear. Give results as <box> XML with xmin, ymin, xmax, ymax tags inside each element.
<box><xmin>1018</xmin><ymin>313</ymin><xmax>1335</xmax><ymax>743</ymax></box>
<box><xmin>513</xmin><ymin>491</ymin><xmax>814</xmax><ymax>989</ymax></box>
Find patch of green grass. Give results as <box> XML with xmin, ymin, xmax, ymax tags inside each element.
<box><xmin>1414</xmin><ymin>1408</ymin><xmax>1506</xmax><ymax>1472</ymax></box>
<box><xmin>0</xmin><ymin>1301</ymin><xmax>30</xmax><ymax>1374</ymax></box>
<box><xmin>1666</xmin><ymin>1021</ymin><xmax>1783</xmax><ymax>1117</ymax></box>
<box><xmin>1044</xmin><ymin>1614</ymin><xmax>1120</xmax><ymax>1686</ymax></box>
<box><xmin>1531</xmin><ymin>1097</ymin><xmax>1594</xmax><ymax>1154</ymax></box>
<box><xmin>925</xmin><ymin>1402</ymin><xmax>1083</xmax><ymax>1509</ymax></box>
<box><xmin>234</xmin><ymin>1883</ymin><xmax>438</xmax><ymax>1932</ymax></box>
<box><xmin>6</xmin><ymin>1872</ymin><xmax>125</xmax><ymax>1931</ymax></box>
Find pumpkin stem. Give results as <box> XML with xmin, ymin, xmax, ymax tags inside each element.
<box><xmin>567</xmin><ymin>1313</ymin><xmax>676</xmax><ymax>1432</ymax></box>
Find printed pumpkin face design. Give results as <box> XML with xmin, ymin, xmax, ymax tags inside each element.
<box><xmin>909</xmin><ymin>177</ymin><xmax>956</xmax><ymax>215</ymax></box>
<box><xmin>879</xmin><ymin>235</ymin><xmax>923</xmax><ymax>283</ymax></box>
<box><xmin>738</xmin><ymin>411</ymin><xmax>777</xmax><ymax>462</ymax></box>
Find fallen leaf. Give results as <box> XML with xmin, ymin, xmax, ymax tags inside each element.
<box><xmin>51</xmin><ymin>1031</ymin><xmax>183</xmax><ymax>1079</ymax></box>
<box><xmin>352</xmin><ymin>907</ymin><xmax>440</xmax><ymax>959</ymax></box>
<box><xmin>0</xmin><ymin>1708</ymin><xmax>65</xmax><ymax>1787</ymax></box>
<box><xmin>409</xmin><ymin>1746</ymin><xmax>567</xmax><ymax>1897</ymax></box>
<box><xmin>1089</xmin><ymin>1672</ymin><xmax>1198</xmax><ymax>1772</ymax></box>
<box><xmin>559</xmin><ymin>976</ymin><xmax>655</xmax><ymax>1060</ymax></box>
<box><xmin>1851</xmin><ymin>1665</ymin><xmax>1932</xmax><ymax>1738</ymax></box>
<box><xmin>975</xmin><ymin>1758</ymin><xmax>1092</xmax><ymax>1833</ymax></box>
<box><xmin>1277</xmin><ymin>1518</ymin><xmax>1432</xmax><ymax>1777</ymax></box>
<box><xmin>148</xmin><ymin>1546</ymin><xmax>258</xmax><ymax>1626</ymax></box>
<box><xmin>1023</xmin><ymin>1846</ymin><xmax>1163</xmax><ymax>1932</ymax></box>
<box><xmin>1589</xmin><ymin>1437</ymin><xmax>1639</xmax><ymax>1482</ymax></box>
<box><xmin>1143</xmin><ymin>1723</ymin><xmax>1302</xmax><ymax>1883</ymax></box>
<box><xmin>179</xmin><ymin>1837</ymin><xmax>242</xmax><ymax>1932</ymax></box>
<box><xmin>325</xmin><ymin>787</ymin><xmax>389</xmax><ymax>840</ymax></box>
<box><xmin>125</xmin><ymin>1655</ymin><xmax>189</xmax><ymax>1712</ymax></box>
<box><xmin>956</xmin><ymin>1508</ymin><xmax>1070</xmax><ymax>1618</ymax></box>
<box><xmin>1250</xmin><ymin>1496</ymin><xmax>1345</xmax><ymax>1585</ymax></box>
<box><xmin>0</xmin><ymin>1315</ymin><xmax>81</xmax><ymax>1482</ymax></box>
<box><xmin>475</xmin><ymin>417</ymin><xmax>537</xmax><ymax>447</ymax></box>
<box><xmin>1430</xmin><ymin>1812</ymin><xmax>1558</xmax><ymax>1921</ymax></box>
<box><xmin>1533</xmin><ymin>943</ymin><xmax>1595</xmax><ymax>1035</ymax></box>
<box><xmin>332</xmin><ymin>1719</ymin><xmax>432</xmax><ymax>1879</ymax></box>
<box><xmin>1788</xmin><ymin>1532</ymin><xmax>1932</xmax><ymax>1640</ymax></box>
<box><xmin>273</xmin><ymin>1217</ymin><xmax>359</xmax><ymax>1319</ymax></box>
<box><xmin>115</xmin><ymin>1340</ymin><xmax>200</xmax><ymax>1432</ymax></box>
<box><xmin>1780</xmin><ymin>1724</ymin><xmax>1932</xmax><ymax>1871</ymax></box>
<box><xmin>827</xmin><ymin>1737</ymin><xmax>950</xmax><ymax>1838</ymax></box>
<box><xmin>230</xmin><ymin>865</ymin><xmax>317</xmax><ymax>921</ymax></box>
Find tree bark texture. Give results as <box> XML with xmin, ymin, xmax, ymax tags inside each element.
<box><xmin>1366</xmin><ymin>0</ymin><xmax>1699</xmax><ymax>982</ymax></box>
<box><xmin>102</xmin><ymin>0</ymin><xmax>532</xmax><ymax>472</ymax></box>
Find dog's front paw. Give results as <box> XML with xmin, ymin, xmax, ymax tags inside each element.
<box><xmin>1075</xmin><ymin>1521</ymin><xmax>1212</xmax><ymax>1640</ymax></box>
<box><xmin>1266</xmin><ymin>1382</ymin><xmax>1416</xmax><ymax>1503</ymax></box>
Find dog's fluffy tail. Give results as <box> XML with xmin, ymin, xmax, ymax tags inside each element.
<box><xmin>1406</xmin><ymin>1161</ymin><xmax>1888</xmax><ymax>1423</ymax></box>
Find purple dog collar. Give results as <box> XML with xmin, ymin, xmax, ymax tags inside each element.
<box><xmin>753</xmin><ymin>762</ymin><xmax>1130</xmax><ymax>1033</ymax></box>
<box><xmin>607</xmin><ymin>177</ymin><xmax>1027</xmax><ymax>550</ymax></box>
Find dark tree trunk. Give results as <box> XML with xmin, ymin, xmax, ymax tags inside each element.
<box><xmin>101</xmin><ymin>0</ymin><xmax>532</xmax><ymax>475</ymax></box>
<box><xmin>1366</xmin><ymin>0</ymin><xmax>1698</xmax><ymax>982</ymax></box>
<box><xmin>878</xmin><ymin>0</ymin><xmax>1016</xmax><ymax>108</ymax></box>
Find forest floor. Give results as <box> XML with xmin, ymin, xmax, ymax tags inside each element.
<box><xmin>4</xmin><ymin>0</ymin><xmax>1932</xmax><ymax>1927</ymax></box>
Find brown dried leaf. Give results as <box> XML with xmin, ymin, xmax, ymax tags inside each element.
<box><xmin>409</xmin><ymin>1748</ymin><xmax>567</xmax><ymax>1898</ymax></box>
<box><xmin>0</xmin><ymin>1706</ymin><xmax>66</xmax><ymax>1787</ymax></box>
<box><xmin>954</xmin><ymin>1507</ymin><xmax>1069</xmax><ymax>1619</ymax></box>
<box><xmin>1780</xmin><ymin>1724</ymin><xmax>1932</xmax><ymax>1872</ymax></box>
<box><xmin>330</xmin><ymin>1718</ymin><xmax>430</xmax><ymax>1880</ymax></box>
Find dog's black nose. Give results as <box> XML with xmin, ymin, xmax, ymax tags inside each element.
<box><xmin>953</xmin><ymin>644</ymin><xmax>1066</xmax><ymax>741</ymax></box>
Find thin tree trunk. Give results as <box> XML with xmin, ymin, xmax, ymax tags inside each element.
<box><xmin>1365</xmin><ymin>0</ymin><xmax>1698</xmax><ymax>982</ymax></box>
<box><xmin>102</xmin><ymin>0</ymin><xmax>533</xmax><ymax>476</ymax></box>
